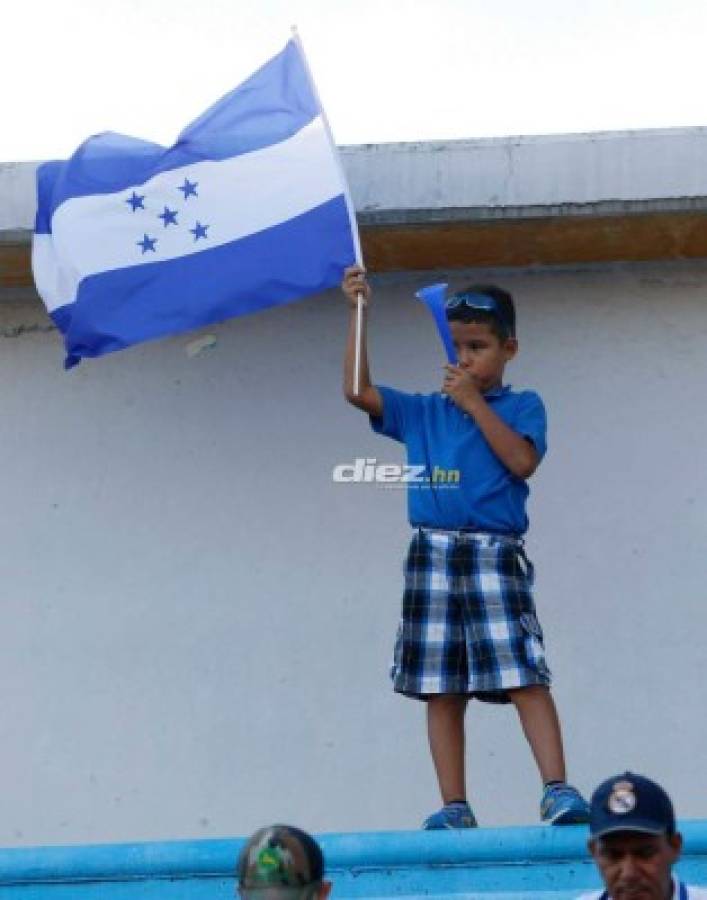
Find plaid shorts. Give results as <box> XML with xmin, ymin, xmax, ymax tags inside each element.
<box><xmin>390</xmin><ymin>528</ymin><xmax>552</xmax><ymax>703</ymax></box>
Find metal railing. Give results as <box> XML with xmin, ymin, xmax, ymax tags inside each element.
<box><xmin>2</xmin><ymin>820</ymin><xmax>707</xmax><ymax>898</ymax></box>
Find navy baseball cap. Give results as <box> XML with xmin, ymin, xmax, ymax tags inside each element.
<box><xmin>589</xmin><ymin>773</ymin><xmax>676</xmax><ymax>839</ymax></box>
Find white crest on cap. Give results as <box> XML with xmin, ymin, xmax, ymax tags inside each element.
<box><xmin>608</xmin><ymin>780</ymin><xmax>637</xmax><ymax>815</ymax></box>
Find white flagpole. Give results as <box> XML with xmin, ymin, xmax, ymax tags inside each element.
<box><xmin>354</xmin><ymin>291</ymin><xmax>363</xmax><ymax>395</ymax></box>
<box><xmin>291</xmin><ymin>25</ymin><xmax>364</xmax><ymax>394</ymax></box>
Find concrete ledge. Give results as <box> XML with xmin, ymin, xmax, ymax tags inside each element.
<box><xmin>0</xmin><ymin>162</ymin><xmax>38</xmax><ymax>232</ymax></box>
<box><xmin>4</xmin><ymin>127</ymin><xmax>707</xmax><ymax>285</ymax></box>
<box><xmin>341</xmin><ymin>127</ymin><xmax>707</xmax><ymax>214</ymax></box>
<box><xmin>1</xmin><ymin>822</ymin><xmax>707</xmax><ymax>898</ymax></box>
<box><xmin>358</xmin><ymin>196</ymin><xmax>707</xmax><ymax>227</ymax></box>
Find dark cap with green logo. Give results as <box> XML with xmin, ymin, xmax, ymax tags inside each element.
<box><xmin>237</xmin><ymin>824</ymin><xmax>324</xmax><ymax>896</ymax></box>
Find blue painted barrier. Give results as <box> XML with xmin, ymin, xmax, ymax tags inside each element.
<box><xmin>1</xmin><ymin>821</ymin><xmax>707</xmax><ymax>898</ymax></box>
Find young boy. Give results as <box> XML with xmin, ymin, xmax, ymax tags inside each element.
<box><xmin>341</xmin><ymin>265</ymin><xmax>589</xmax><ymax>828</ymax></box>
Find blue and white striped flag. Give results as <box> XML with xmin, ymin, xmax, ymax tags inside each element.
<box><xmin>32</xmin><ymin>35</ymin><xmax>360</xmax><ymax>367</ymax></box>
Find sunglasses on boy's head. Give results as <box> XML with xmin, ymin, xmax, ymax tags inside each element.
<box><xmin>445</xmin><ymin>292</ymin><xmax>499</xmax><ymax>313</ymax></box>
<box><xmin>445</xmin><ymin>291</ymin><xmax>512</xmax><ymax>335</ymax></box>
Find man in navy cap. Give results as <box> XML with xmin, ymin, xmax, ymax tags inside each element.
<box><xmin>578</xmin><ymin>773</ymin><xmax>707</xmax><ymax>900</ymax></box>
<box><xmin>236</xmin><ymin>824</ymin><xmax>332</xmax><ymax>899</ymax></box>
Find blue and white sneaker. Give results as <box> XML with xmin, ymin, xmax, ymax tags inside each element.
<box><xmin>422</xmin><ymin>801</ymin><xmax>478</xmax><ymax>830</ymax></box>
<box><xmin>541</xmin><ymin>783</ymin><xmax>590</xmax><ymax>825</ymax></box>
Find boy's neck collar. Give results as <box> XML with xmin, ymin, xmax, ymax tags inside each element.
<box><xmin>484</xmin><ymin>383</ymin><xmax>510</xmax><ymax>398</ymax></box>
<box><xmin>441</xmin><ymin>384</ymin><xmax>510</xmax><ymax>402</ymax></box>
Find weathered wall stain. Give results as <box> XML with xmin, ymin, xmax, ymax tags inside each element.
<box><xmin>1</xmin><ymin>322</ymin><xmax>55</xmax><ymax>338</ymax></box>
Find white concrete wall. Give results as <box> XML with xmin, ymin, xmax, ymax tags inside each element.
<box><xmin>1</xmin><ymin>259</ymin><xmax>706</xmax><ymax>847</ymax></box>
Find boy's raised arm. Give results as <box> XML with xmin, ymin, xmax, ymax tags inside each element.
<box><xmin>341</xmin><ymin>265</ymin><xmax>383</xmax><ymax>417</ymax></box>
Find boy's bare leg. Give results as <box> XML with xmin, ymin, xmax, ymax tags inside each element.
<box><xmin>508</xmin><ymin>685</ymin><xmax>566</xmax><ymax>784</ymax></box>
<box><xmin>427</xmin><ymin>694</ymin><xmax>469</xmax><ymax>803</ymax></box>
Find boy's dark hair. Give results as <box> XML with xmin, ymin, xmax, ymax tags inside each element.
<box><xmin>445</xmin><ymin>284</ymin><xmax>516</xmax><ymax>341</ymax></box>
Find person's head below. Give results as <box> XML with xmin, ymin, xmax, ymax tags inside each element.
<box><xmin>445</xmin><ymin>284</ymin><xmax>518</xmax><ymax>393</ymax></box>
<box><xmin>588</xmin><ymin>773</ymin><xmax>682</xmax><ymax>900</ymax></box>
<box><xmin>236</xmin><ymin>824</ymin><xmax>331</xmax><ymax>900</ymax></box>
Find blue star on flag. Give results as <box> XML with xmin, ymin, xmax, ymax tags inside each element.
<box><xmin>189</xmin><ymin>221</ymin><xmax>211</xmax><ymax>241</ymax></box>
<box><xmin>126</xmin><ymin>191</ymin><xmax>145</xmax><ymax>211</ymax></box>
<box><xmin>158</xmin><ymin>206</ymin><xmax>178</xmax><ymax>227</ymax></box>
<box><xmin>190</xmin><ymin>221</ymin><xmax>209</xmax><ymax>241</ymax></box>
<box><xmin>178</xmin><ymin>178</ymin><xmax>198</xmax><ymax>199</ymax></box>
<box><xmin>137</xmin><ymin>234</ymin><xmax>157</xmax><ymax>253</ymax></box>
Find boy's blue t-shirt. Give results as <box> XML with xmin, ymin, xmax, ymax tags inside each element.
<box><xmin>370</xmin><ymin>385</ymin><xmax>547</xmax><ymax>535</ymax></box>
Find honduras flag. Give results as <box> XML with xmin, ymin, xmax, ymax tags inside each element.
<box><xmin>32</xmin><ymin>35</ymin><xmax>360</xmax><ymax>367</ymax></box>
